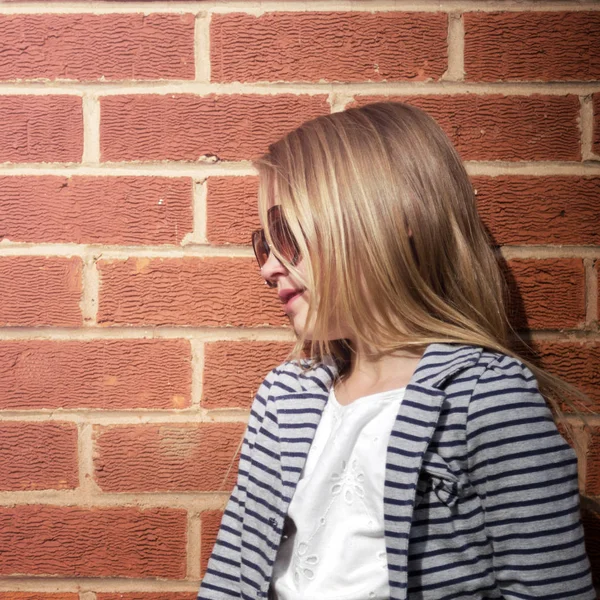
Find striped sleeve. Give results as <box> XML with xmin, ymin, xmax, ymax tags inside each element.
<box><xmin>465</xmin><ymin>355</ymin><xmax>595</xmax><ymax>600</ymax></box>
<box><xmin>197</xmin><ymin>365</ymin><xmax>282</xmax><ymax>600</ymax></box>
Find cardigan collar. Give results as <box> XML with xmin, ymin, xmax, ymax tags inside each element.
<box><xmin>274</xmin><ymin>341</ymin><xmax>483</xmax><ymax>489</ymax></box>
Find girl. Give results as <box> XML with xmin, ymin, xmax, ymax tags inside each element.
<box><xmin>197</xmin><ymin>101</ymin><xmax>595</xmax><ymax>600</ymax></box>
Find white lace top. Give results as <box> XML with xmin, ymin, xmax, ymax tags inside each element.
<box><xmin>270</xmin><ymin>384</ymin><xmax>406</xmax><ymax>600</ymax></box>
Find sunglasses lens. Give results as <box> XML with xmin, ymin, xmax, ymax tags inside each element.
<box><xmin>252</xmin><ymin>230</ymin><xmax>269</xmax><ymax>268</ymax></box>
<box><xmin>268</xmin><ymin>206</ymin><xmax>301</xmax><ymax>265</ymax></box>
<box><xmin>252</xmin><ymin>206</ymin><xmax>301</xmax><ymax>271</ymax></box>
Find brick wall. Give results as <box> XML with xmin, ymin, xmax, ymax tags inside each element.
<box><xmin>0</xmin><ymin>1</ymin><xmax>598</xmax><ymax>598</ymax></box>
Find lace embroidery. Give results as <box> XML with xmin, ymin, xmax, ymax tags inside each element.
<box><xmin>293</xmin><ymin>542</ymin><xmax>319</xmax><ymax>584</ymax></box>
<box><xmin>331</xmin><ymin>457</ymin><xmax>366</xmax><ymax>504</ymax></box>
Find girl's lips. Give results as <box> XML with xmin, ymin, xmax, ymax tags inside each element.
<box><xmin>284</xmin><ymin>290</ymin><xmax>304</xmax><ymax>312</ymax></box>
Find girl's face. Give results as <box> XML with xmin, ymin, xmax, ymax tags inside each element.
<box><xmin>260</xmin><ymin>250</ymin><xmax>311</xmax><ymax>336</ymax></box>
<box><xmin>260</xmin><ymin>251</ymin><xmax>348</xmax><ymax>341</ymax></box>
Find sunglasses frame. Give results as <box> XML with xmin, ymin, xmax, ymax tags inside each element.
<box><xmin>252</xmin><ymin>205</ymin><xmax>301</xmax><ymax>288</ymax></box>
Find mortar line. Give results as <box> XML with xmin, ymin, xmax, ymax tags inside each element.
<box><xmin>1</xmin><ymin>1</ymin><xmax>599</xmax><ymax>14</ymax></box>
<box><xmin>195</xmin><ymin>11</ymin><xmax>211</xmax><ymax>82</ymax></box>
<box><xmin>82</xmin><ymin>94</ymin><xmax>101</xmax><ymax>164</ymax></box>
<box><xmin>0</xmin><ymin>81</ymin><xmax>599</xmax><ymax>95</ymax></box>
<box><xmin>444</xmin><ymin>10</ymin><xmax>464</xmax><ymax>82</ymax></box>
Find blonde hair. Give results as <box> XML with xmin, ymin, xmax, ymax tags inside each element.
<box><xmin>222</xmin><ymin>101</ymin><xmax>593</xmax><ymax>489</ymax></box>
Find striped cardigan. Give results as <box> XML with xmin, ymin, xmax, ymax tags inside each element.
<box><xmin>197</xmin><ymin>343</ymin><xmax>595</xmax><ymax>600</ymax></box>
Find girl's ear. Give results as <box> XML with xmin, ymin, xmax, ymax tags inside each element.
<box><xmin>408</xmin><ymin>228</ymin><xmax>413</xmax><ymax>238</ymax></box>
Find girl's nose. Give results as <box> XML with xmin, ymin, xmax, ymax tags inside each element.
<box><xmin>260</xmin><ymin>251</ymin><xmax>287</xmax><ymax>285</ymax></box>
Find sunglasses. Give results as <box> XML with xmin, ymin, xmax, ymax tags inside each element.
<box><xmin>252</xmin><ymin>205</ymin><xmax>301</xmax><ymax>288</ymax></box>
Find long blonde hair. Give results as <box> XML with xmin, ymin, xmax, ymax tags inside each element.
<box><xmin>250</xmin><ymin>101</ymin><xmax>593</xmax><ymax>447</ymax></box>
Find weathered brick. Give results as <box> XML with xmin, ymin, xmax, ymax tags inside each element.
<box><xmin>473</xmin><ymin>176</ymin><xmax>600</xmax><ymax>245</ymax></box>
<box><xmin>202</xmin><ymin>341</ymin><xmax>293</xmax><ymax>409</ymax></box>
<box><xmin>98</xmin><ymin>594</ymin><xmax>194</xmax><ymax>600</ymax></box>
<box><xmin>594</xmin><ymin>93</ymin><xmax>600</xmax><ymax>156</ymax></box>
<box><xmin>0</xmin><ymin>176</ymin><xmax>193</xmax><ymax>245</ymax></box>
<box><xmin>100</xmin><ymin>93</ymin><xmax>329</xmax><ymax>162</ymax></box>
<box><xmin>0</xmin><ymin>339</ymin><xmax>191</xmax><ymax>410</ymax></box>
<box><xmin>97</xmin><ymin>257</ymin><xmax>288</xmax><ymax>327</ymax></box>
<box><xmin>504</xmin><ymin>258</ymin><xmax>586</xmax><ymax>330</ymax></box>
<box><xmin>0</xmin><ymin>595</ymin><xmax>78</xmax><ymax>600</ymax></box>
<box><xmin>0</xmin><ymin>95</ymin><xmax>82</xmax><ymax>163</ymax></box>
<box><xmin>584</xmin><ymin>428</ymin><xmax>600</xmax><ymax>497</ymax></box>
<box><xmin>0</xmin><ymin>422</ymin><xmax>78</xmax><ymax>491</ymax></box>
<box><xmin>211</xmin><ymin>11</ymin><xmax>447</xmax><ymax>83</ymax></box>
<box><xmin>206</xmin><ymin>176</ymin><xmax>261</xmax><ymax>246</ymax></box>
<box><xmin>200</xmin><ymin>510</ymin><xmax>223</xmax><ymax>577</ymax></box>
<box><xmin>0</xmin><ymin>505</ymin><xmax>186</xmax><ymax>577</ymax></box>
<box><xmin>350</xmin><ymin>94</ymin><xmax>581</xmax><ymax>161</ymax></box>
<box><xmin>93</xmin><ymin>422</ymin><xmax>245</xmax><ymax>492</ymax></box>
<box><xmin>464</xmin><ymin>11</ymin><xmax>600</xmax><ymax>81</ymax></box>
<box><xmin>0</xmin><ymin>14</ymin><xmax>195</xmax><ymax>81</ymax></box>
<box><xmin>0</xmin><ymin>256</ymin><xmax>82</xmax><ymax>326</ymax></box>
<box><xmin>517</xmin><ymin>340</ymin><xmax>600</xmax><ymax>410</ymax></box>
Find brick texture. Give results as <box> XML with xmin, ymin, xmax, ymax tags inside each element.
<box><xmin>202</xmin><ymin>341</ymin><xmax>294</xmax><ymax>409</ymax></box>
<box><xmin>464</xmin><ymin>11</ymin><xmax>600</xmax><ymax>81</ymax></box>
<box><xmin>98</xmin><ymin>595</ymin><xmax>195</xmax><ymax>600</ymax></box>
<box><xmin>504</xmin><ymin>258</ymin><xmax>586</xmax><ymax>330</ymax></box>
<box><xmin>0</xmin><ymin>256</ymin><xmax>82</xmax><ymax>326</ymax></box>
<box><xmin>0</xmin><ymin>339</ymin><xmax>191</xmax><ymax>410</ymax></box>
<box><xmin>0</xmin><ymin>14</ymin><xmax>195</xmax><ymax>81</ymax></box>
<box><xmin>594</xmin><ymin>93</ymin><xmax>600</xmax><ymax>155</ymax></box>
<box><xmin>211</xmin><ymin>11</ymin><xmax>447</xmax><ymax>83</ymax></box>
<box><xmin>206</xmin><ymin>176</ymin><xmax>261</xmax><ymax>245</ymax></box>
<box><xmin>0</xmin><ymin>95</ymin><xmax>82</xmax><ymax>163</ymax></box>
<box><xmin>0</xmin><ymin>595</ymin><xmax>78</xmax><ymax>600</ymax></box>
<box><xmin>93</xmin><ymin>422</ymin><xmax>245</xmax><ymax>492</ymax></box>
<box><xmin>0</xmin><ymin>505</ymin><xmax>187</xmax><ymax>577</ymax></box>
<box><xmin>473</xmin><ymin>176</ymin><xmax>600</xmax><ymax>245</ymax></box>
<box><xmin>100</xmin><ymin>93</ymin><xmax>330</xmax><ymax>162</ymax></box>
<box><xmin>202</xmin><ymin>342</ymin><xmax>292</xmax><ymax>410</ymax></box>
<box><xmin>0</xmin><ymin>422</ymin><xmax>78</xmax><ymax>491</ymax></box>
<box><xmin>97</xmin><ymin>257</ymin><xmax>288</xmax><ymax>327</ymax></box>
<box><xmin>350</xmin><ymin>94</ymin><xmax>581</xmax><ymax>161</ymax></box>
<box><xmin>200</xmin><ymin>510</ymin><xmax>223</xmax><ymax>577</ymax></box>
<box><xmin>0</xmin><ymin>176</ymin><xmax>193</xmax><ymax>245</ymax></box>
<box><xmin>518</xmin><ymin>340</ymin><xmax>600</xmax><ymax>410</ymax></box>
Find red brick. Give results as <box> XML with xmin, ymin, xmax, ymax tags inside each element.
<box><xmin>0</xmin><ymin>14</ymin><xmax>194</xmax><ymax>81</ymax></box>
<box><xmin>202</xmin><ymin>341</ymin><xmax>293</xmax><ymax>409</ymax></box>
<box><xmin>473</xmin><ymin>176</ymin><xmax>600</xmax><ymax>245</ymax></box>
<box><xmin>0</xmin><ymin>176</ymin><xmax>193</xmax><ymax>245</ymax></box>
<box><xmin>0</xmin><ymin>505</ymin><xmax>186</xmax><ymax>577</ymax></box>
<box><xmin>0</xmin><ymin>256</ymin><xmax>82</xmax><ymax>326</ymax></box>
<box><xmin>97</xmin><ymin>257</ymin><xmax>288</xmax><ymax>327</ymax></box>
<box><xmin>98</xmin><ymin>595</ymin><xmax>194</xmax><ymax>600</ymax></box>
<box><xmin>517</xmin><ymin>340</ymin><xmax>600</xmax><ymax>410</ymax></box>
<box><xmin>211</xmin><ymin>11</ymin><xmax>447</xmax><ymax>83</ymax></box>
<box><xmin>0</xmin><ymin>422</ymin><xmax>77</xmax><ymax>491</ymax></box>
<box><xmin>584</xmin><ymin>428</ymin><xmax>600</xmax><ymax>496</ymax></box>
<box><xmin>93</xmin><ymin>422</ymin><xmax>245</xmax><ymax>492</ymax></box>
<box><xmin>0</xmin><ymin>595</ymin><xmax>78</xmax><ymax>600</ymax></box>
<box><xmin>504</xmin><ymin>258</ymin><xmax>586</xmax><ymax>330</ymax></box>
<box><xmin>200</xmin><ymin>510</ymin><xmax>223</xmax><ymax>577</ymax></box>
<box><xmin>594</xmin><ymin>93</ymin><xmax>600</xmax><ymax>156</ymax></box>
<box><xmin>206</xmin><ymin>176</ymin><xmax>261</xmax><ymax>245</ymax></box>
<box><xmin>100</xmin><ymin>93</ymin><xmax>329</xmax><ymax>162</ymax></box>
<box><xmin>350</xmin><ymin>94</ymin><xmax>581</xmax><ymax>161</ymax></box>
<box><xmin>464</xmin><ymin>11</ymin><xmax>600</xmax><ymax>82</ymax></box>
<box><xmin>0</xmin><ymin>95</ymin><xmax>82</xmax><ymax>163</ymax></box>
<box><xmin>0</xmin><ymin>339</ymin><xmax>191</xmax><ymax>410</ymax></box>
